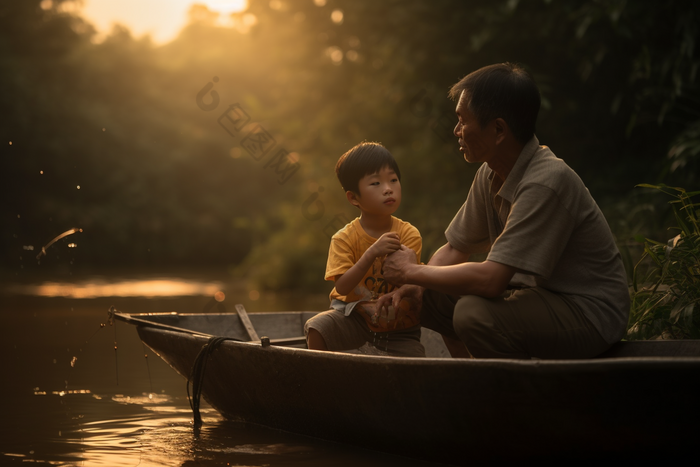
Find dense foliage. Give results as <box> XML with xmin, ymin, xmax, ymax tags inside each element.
<box><xmin>628</xmin><ymin>185</ymin><xmax>700</xmax><ymax>339</ymax></box>
<box><xmin>1</xmin><ymin>1</ymin><xmax>698</xmax><ymax>304</ymax></box>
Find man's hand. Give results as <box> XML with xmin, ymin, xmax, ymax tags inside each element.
<box><xmin>382</xmin><ymin>245</ymin><xmax>417</xmax><ymax>286</ymax></box>
<box><xmin>367</xmin><ymin>232</ymin><xmax>401</xmax><ymax>258</ymax></box>
<box><xmin>376</xmin><ymin>284</ymin><xmax>425</xmax><ymax>316</ymax></box>
<box><xmin>334</xmin><ymin>233</ymin><xmax>401</xmax><ymax>296</ymax></box>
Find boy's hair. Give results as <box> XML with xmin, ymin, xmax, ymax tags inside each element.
<box><xmin>335</xmin><ymin>142</ymin><xmax>401</xmax><ymax>194</ymax></box>
<box><xmin>448</xmin><ymin>62</ymin><xmax>541</xmax><ymax>144</ymax></box>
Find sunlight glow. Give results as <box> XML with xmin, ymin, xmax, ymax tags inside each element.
<box><xmin>331</xmin><ymin>9</ymin><xmax>344</xmax><ymax>24</ymax></box>
<box><xmin>326</xmin><ymin>46</ymin><xmax>343</xmax><ymax>64</ymax></box>
<box><xmin>6</xmin><ymin>279</ymin><xmax>223</xmax><ymax>298</ymax></box>
<box><xmin>80</xmin><ymin>0</ymin><xmax>250</xmax><ymax>44</ymax></box>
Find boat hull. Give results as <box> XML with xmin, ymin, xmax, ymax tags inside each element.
<box><xmin>136</xmin><ymin>323</ymin><xmax>700</xmax><ymax>463</ymax></box>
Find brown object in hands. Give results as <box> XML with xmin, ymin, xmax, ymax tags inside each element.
<box><xmin>356</xmin><ymin>298</ymin><xmax>420</xmax><ymax>332</ymax></box>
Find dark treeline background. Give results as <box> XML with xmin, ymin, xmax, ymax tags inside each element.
<box><xmin>1</xmin><ymin>0</ymin><xmax>698</xmax><ymax>292</ymax></box>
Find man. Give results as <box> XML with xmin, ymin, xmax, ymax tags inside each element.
<box><xmin>378</xmin><ymin>63</ymin><xmax>630</xmax><ymax>359</ymax></box>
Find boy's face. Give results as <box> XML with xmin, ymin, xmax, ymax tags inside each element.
<box><xmin>347</xmin><ymin>166</ymin><xmax>402</xmax><ymax>216</ymax></box>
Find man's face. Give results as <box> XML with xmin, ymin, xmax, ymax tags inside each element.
<box><xmin>453</xmin><ymin>91</ymin><xmax>495</xmax><ymax>164</ymax></box>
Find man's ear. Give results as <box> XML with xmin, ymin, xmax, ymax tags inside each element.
<box><xmin>346</xmin><ymin>190</ymin><xmax>360</xmax><ymax>207</ymax></box>
<box><xmin>493</xmin><ymin>118</ymin><xmax>508</xmax><ymax>145</ymax></box>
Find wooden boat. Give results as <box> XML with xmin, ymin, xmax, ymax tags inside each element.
<box><xmin>113</xmin><ymin>306</ymin><xmax>700</xmax><ymax>464</ymax></box>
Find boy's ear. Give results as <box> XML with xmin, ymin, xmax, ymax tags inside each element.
<box><xmin>346</xmin><ymin>190</ymin><xmax>360</xmax><ymax>207</ymax></box>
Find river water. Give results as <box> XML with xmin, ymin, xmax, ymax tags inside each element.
<box><xmin>0</xmin><ymin>275</ymin><xmax>448</xmax><ymax>467</ymax></box>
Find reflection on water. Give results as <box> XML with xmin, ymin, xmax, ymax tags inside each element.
<box><xmin>1</xmin><ymin>277</ymin><xmax>441</xmax><ymax>467</ymax></box>
<box><xmin>4</xmin><ymin>279</ymin><xmax>224</xmax><ymax>299</ymax></box>
<box><xmin>112</xmin><ymin>393</ymin><xmax>168</xmax><ymax>405</ymax></box>
<box><xmin>34</xmin><ymin>389</ymin><xmax>92</xmax><ymax>396</ymax></box>
<box><xmin>6</xmin><ymin>389</ymin><xmax>221</xmax><ymax>467</ymax></box>
<box><xmin>2</xmin><ymin>389</ymin><xmax>440</xmax><ymax>467</ymax></box>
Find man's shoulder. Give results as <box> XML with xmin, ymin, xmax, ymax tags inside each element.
<box><xmin>522</xmin><ymin>145</ymin><xmax>584</xmax><ymax>192</ymax></box>
<box><xmin>464</xmin><ymin>163</ymin><xmax>493</xmax><ymax>195</ymax></box>
<box><xmin>517</xmin><ymin>146</ymin><xmax>598</xmax><ymax>216</ymax></box>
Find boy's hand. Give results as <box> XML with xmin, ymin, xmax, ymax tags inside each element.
<box><xmin>367</xmin><ymin>232</ymin><xmax>401</xmax><ymax>258</ymax></box>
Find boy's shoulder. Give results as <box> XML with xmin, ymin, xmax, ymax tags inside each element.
<box><xmin>330</xmin><ymin>217</ymin><xmax>361</xmax><ymax>241</ymax></box>
<box><xmin>330</xmin><ymin>216</ymin><xmax>421</xmax><ymax>243</ymax></box>
<box><xmin>391</xmin><ymin>216</ymin><xmax>421</xmax><ymax>238</ymax></box>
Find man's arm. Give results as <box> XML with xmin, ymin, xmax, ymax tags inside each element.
<box><xmin>383</xmin><ymin>243</ymin><xmax>516</xmax><ymax>298</ymax></box>
<box><xmin>404</xmin><ymin>257</ymin><xmax>515</xmax><ymax>298</ymax></box>
<box><xmin>427</xmin><ymin>242</ymin><xmax>472</xmax><ymax>267</ymax></box>
<box><xmin>377</xmin><ymin>242</ymin><xmax>475</xmax><ymax>311</ymax></box>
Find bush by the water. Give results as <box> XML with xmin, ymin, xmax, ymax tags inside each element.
<box><xmin>627</xmin><ymin>185</ymin><xmax>700</xmax><ymax>340</ymax></box>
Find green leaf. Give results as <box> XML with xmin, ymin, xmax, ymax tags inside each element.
<box><xmin>670</xmin><ymin>302</ymin><xmax>683</xmax><ymax>323</ymax></box>
<box><xmin>645</xmin><ymin>238</ymin><xmax>666</xmax><ymax>246</ymax></box>
<box><xmin>672</xmin><ymin>207</ymin><xmax>692</xmax><ymax>237</ymax></box>
<box><xmin>682</xmin><ymin>304</ymin><xmax>695</xmax><ymax>327</ymax></box>
<box><xmin>633</xmin><ymin>234</ymin><xmax>647</xmax><ymax>243</ymax></box>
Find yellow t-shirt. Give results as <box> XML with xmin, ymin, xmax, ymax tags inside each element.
<box><xmin>326</xmin><ymin>216</ymin><xmax>422</xmax><ymax>303</ymax></box>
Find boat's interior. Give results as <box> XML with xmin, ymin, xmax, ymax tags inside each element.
<box><xmin>114</xmin><ymin>307</ymin><xmax>700</xmax><ymax>359</ymax></box>
<box><xmin>113</xmin><ymin>307</ymin><xmax>452</xmax><ymax>357</ymax></box>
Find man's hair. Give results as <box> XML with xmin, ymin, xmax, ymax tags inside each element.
<box><xmin>335</xmin><ymin>142</ymin><xmax>401</xmax><ymax>194</ymax></box>
<box><xmin>448</xmin><ymin>62</ymin><xmax>541</xmax><ymax>144</ymax></box>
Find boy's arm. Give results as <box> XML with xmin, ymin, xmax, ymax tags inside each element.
<box><xmin>334</xmin><ymin>250</ymin><xmax>377</xmax><ymax>296</ymax></box>
<box><xmin>335</xmin><ymin>232</ymin><xmax>400</xmax><ymax>296</ymax></box>
<box><xmin>400</xmin><ymin>228</ymin><xmax>422</xmax><ymax>264</ymax></box>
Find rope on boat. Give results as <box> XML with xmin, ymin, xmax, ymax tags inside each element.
<box><xmin>187</xmin><ymin>336</ymin><xmax>237</xmax><ymax>426</ymax></box>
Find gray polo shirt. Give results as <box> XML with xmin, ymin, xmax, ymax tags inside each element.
<box><xmin>445</xmin><ymin>136</ymin><xmax>630</xmax><ymax>344</ymax></box>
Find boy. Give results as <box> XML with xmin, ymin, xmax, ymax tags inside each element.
<box><xmin>304</xmin><ymin>142</ymin><xmax>425</xmax><ymax>357</ymax></box>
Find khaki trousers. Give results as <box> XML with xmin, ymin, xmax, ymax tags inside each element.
<box><xmin>421</xmin><ymin>287</ymin><xmax>611</xmax><ymax>359</ymax></box>
<box><xmin>304</xmin><ymin>309</ymin><xmax>425</xmax><ymax>357</ymax></box>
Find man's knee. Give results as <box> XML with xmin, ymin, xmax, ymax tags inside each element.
<box><xmin>420</xmin><ymin>289</ymin><xmax>460</xmax><ymax>338</ymax></box>
<box><xmin>453</xmin><ymin>295</ymin><xmax>500</xmax><ymax>358</ymax></box>
<box><xmin>452</xmin><ymin>296</ymin><xmax>491</xmax><ymax>345</ymax></box>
